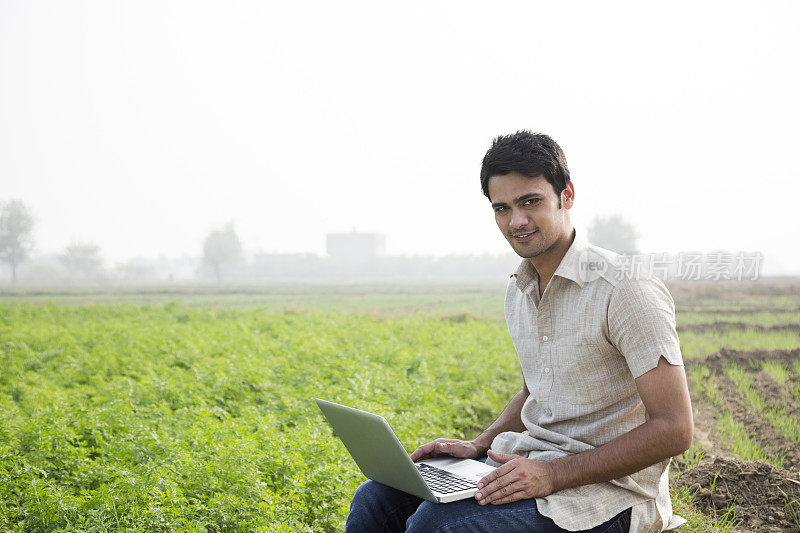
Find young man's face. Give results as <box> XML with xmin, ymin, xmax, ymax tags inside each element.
<box><xmin>487</xmin><ymin>172</ymin><xmax>573</xmax><ymax>259</ymax></box>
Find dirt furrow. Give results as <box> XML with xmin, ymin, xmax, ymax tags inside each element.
<box><xmin>713</xmin><ymin>373</ymin><xmax>800</xmax><ymax>472</ymax></box>
<box><xmin>676</xmin><ymin>456</ymin><xmax>800</xmax><ymax>532</ymax></box>
<box><xmin>681</xmin><ymin>348</ymin><xmax>800</xmax><ymax>532</ymax></box>
<box><xmin>678</xmin><ymin>322</ymin><xmax>800</xmax><ymax>333</ymax></box>
<box><xmin>676</xmin><ymin>306</ymin><xmax>800</xmax><ymax>315</ymax></box>
<box><xmin>690</xmin><ymin>348</ymin><xmax>800</xmax><ymax>374</ymax></box>
<box><xmin>750</xmin><ymin>370</ymin><xmax>800</xmax><ymax>420</ymax></box>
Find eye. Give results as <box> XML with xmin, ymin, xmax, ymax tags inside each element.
<box><xmin>524</xmin><ymin>198</ymin><xmax>540</xmax><ymax>206</ymax></box>
<box><xmin>494</xmin><ymin>206</ymin><xmax>507</xmax><ymax>214</ymax></box>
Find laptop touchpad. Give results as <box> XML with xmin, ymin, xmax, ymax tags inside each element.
<box><xmin>421</xmin><ymin>457</ymin><xmax>496</xmax><ymax>480</ymax></box>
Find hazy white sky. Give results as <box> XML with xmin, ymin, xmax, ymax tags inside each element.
<box><xmin>2</xmin><ymin>1</ymin><xmax>798</xmax><ymax>274</ymax></box>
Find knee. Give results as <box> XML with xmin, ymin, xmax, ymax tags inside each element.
<box><xmin>405</xmin><ymin>502</ymin><xmax>450</xmax><ymax>533</ymax></box>
<box><xmin>351</xmin><ymin>480</ymin><xmax>391</xmax><ymax>508</ymax></box>
<box><xmin>347</xmin><ymin>481</ymin><xmax>380</xmax><ymax>532</ymax></box>
<box><xmin>347</xmin><ymin>480</ymin><xmax>422</xmax><ymax>533</ymax></box>
<box><xmin>349</xmin><ymin>480</ymin><xmax>380</xmax><ymax>515</ymax></box>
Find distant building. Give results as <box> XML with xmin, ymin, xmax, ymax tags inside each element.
<box><xmin>326</xmin><ymin>232</ymin><xmax>386</xmax><ymax>260</ymax></box>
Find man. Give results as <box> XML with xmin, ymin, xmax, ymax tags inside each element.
<box><xmin>347</xmin><ymin>132</ymin><xmax>693</xmax><ymax>532</ymax></box>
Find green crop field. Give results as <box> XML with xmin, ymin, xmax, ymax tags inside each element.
<box><xmin>0</xmin><ymin>300</ymin><xmax>520</xmax><ymax>531</ymax></box>
<box><xmin>1</xmin><ymin>281</ymin><xmax>799</xmax><ymax>531</ymax></box>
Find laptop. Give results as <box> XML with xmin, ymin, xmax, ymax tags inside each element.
<box><xmin>315</xmin><ymin>398</ymin><xmax>496</xmax><ymax>503</ymax></box>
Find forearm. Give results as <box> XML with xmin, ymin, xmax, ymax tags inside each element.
<box><xmin>410</xmin><ymin>387</ymin><xmax>528</xmax><ymax>462</ymax></box>
<box><xmin>471</xmin><ymin>386</ymin><xmax>529</xmax><ymax>454</ymax></box>
<box><xmin>549</xmin><ymin>415</ymin><xmax>692</xmax><ymax>492</ymax></box>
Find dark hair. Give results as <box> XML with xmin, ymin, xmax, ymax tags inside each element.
<box><xmin>479</xmin><ymin>131</ymin><xmax>570</xmax><ymax>201</ymax></box>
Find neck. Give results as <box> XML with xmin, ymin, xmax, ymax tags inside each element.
<box><xmin>529</xmin><ymin>227</ymin><xmax>576</xmax><ymax>297</ymax></box>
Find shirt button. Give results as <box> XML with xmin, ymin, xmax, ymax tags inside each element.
<box><xmin>542</xmin><ymin>335</ymin><xmax>549</xmax><ymax>342</ymax></box>
<box><xmin>544</xmin><ymin>408</ymin><xmax>552</xmax><ymax>416</ymax></box>
<box><xmin>544</xmin><ymin>367</ymin><xmax>551</xmax><ymax>373</ymax></box>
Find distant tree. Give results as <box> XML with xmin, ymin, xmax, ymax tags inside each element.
<box><xmin>587</xmin><ymin>214</ymin><xmax>638</xmax><ymax>254</ymax></box>
<box><xmin>0</xmin><ymin>200</ymin><xmax>35</xmax><ymax>284</ymax></box>
<box><xmin>61</xmin><ymin>242</ymin><xmax>103</xmax><ymax>279</ymax></box>
<box><xmin>203</xmin><ymin>223</ymin><xmax>242</xmax><ymax>283</ymax></box>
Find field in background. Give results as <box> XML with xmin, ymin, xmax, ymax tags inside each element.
<box><xmin>1</xmin><ymin>280</ymin><xmax>799</xmax><ymax>531</ymax></box>
<box><xmin>0</xmin><ymin>284</ymin><xmax>507</xmax><ymax>319</ymax></box>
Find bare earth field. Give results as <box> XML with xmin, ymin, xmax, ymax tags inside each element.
<box><xmin>672</xmin><ymin>281</ymin><xmax>800</xmax><ymax>532</ymax></box>
<box><xmin>679</xmin><ymin>349</ymin><xmax>800</xmax><ymax>531</ymax></box>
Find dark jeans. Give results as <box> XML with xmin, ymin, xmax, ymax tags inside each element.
<box><xmin>346</xmin><ymin>479</ymin><xmax>631</xmax><ymax>533</ymax></box>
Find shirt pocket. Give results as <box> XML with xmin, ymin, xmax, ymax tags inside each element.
<box><xmin>553</xmin><ymin>343</ymin><xmax>613</xmax><ymax>406</ymax></box>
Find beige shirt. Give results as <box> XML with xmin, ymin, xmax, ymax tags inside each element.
<box><xmin>486</xmin><ymin>230</ymin><xmax>686</xmax><ymax>532</ymax></box>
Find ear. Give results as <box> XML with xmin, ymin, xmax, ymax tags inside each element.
<box><xmin>562</xmin><ymin>182</ymin><xmax>575</xmax><ymax>209</ymax></box>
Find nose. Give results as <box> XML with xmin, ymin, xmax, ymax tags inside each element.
<box><xmin>509</xmin><ymin>209</ymin><xmax>529</xmax><ymax>230</ymax></box>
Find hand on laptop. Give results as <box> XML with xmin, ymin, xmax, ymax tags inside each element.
<box><xmin>410</xmin><ymin>438</ymin><xmax>489</xmax><ymax>463</ymax></box>
<box><xmin>473</xmin><ymin>450</ymin><xmax>556</xmax><ymax>505</ymax></box>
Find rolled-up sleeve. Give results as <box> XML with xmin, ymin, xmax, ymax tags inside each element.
<box><xmin>607</xmin><ymin>276</ymin><xmax>683</xmax><ymax>379</ymax></box>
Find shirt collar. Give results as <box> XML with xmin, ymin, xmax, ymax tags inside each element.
<box><xmin>552</xmin><ymin>229</ymin><xmax>589</xmax><ymax>287</ymax></box>
<box><xmin>511</xmin><ymin>229</ymin><xmax>589</xmax><ymax>291</ymax></box>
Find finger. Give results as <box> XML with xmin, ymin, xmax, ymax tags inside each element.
<box><xmin>477</xmin><ymin>459</ymin><xmax>517</xmax><ymax>489</ymax></box>
<box><xmin>410</xmin><ymin>442</ymin><xmax>438</xmax><ymax>462</ymax></box>
<box><xmin>487</xmin><ymin>450</ymin><xmax>517</xmax><ymax>464</ymax></box>
<box><xmin>475</xmin><ymin>480</ymin><xmax>523</xmax><ymax>505</ymax></box>
<box><xmin>477</xmin><ymin>469</ymin><xmax>523</xmax><ymax>502</ymax></box>
<box><xmin>436</xmin><ymin>441</ymin><xmax>471</xmax><ymax>457</ymax></box>
<box><xmin>411</xmin><ymin>439</ymin><xmax>458</xmax><ymax>462</ymax></box>
<box><xmin>487</xmin><ymin>489</ymin><xmax>529</xmax><ymax>506</ymax></box>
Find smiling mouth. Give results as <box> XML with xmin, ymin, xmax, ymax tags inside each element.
<box><xmin>511</xmin><ymin>229</ymin><xmax>537</xmax><ymax>242</ymax></box>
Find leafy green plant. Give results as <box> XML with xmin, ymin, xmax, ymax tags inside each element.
<box><xmin>0</xmin><ymin>303</ymin><xmax>521</xmax><ymax>530</ymax></box>
<box><xmin>2</xmin><ymin>288</ymin><xmax>797</xmax><ymax>532</ymax></box>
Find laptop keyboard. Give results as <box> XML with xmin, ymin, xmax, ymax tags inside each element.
<box><xmin>416</xmin><ymin>463</ymin><xmax>478</xmax><ymax>494</ymax></box>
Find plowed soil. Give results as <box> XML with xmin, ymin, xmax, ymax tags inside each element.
<box><xmin>678</xmin><ymin>307</ymin><xmax>800</xmax><ymax>315</ymax></box>
<box><xmin>677</xmin><ymin>457</ymin><xmax>800</xmax><ymax>532</ymax></box>
<box><xmin>678</xmin><ymin>323</ymin><xmax>800</xmax><ymax>333</ymax></box>
<box><xmin>698</xmin><ymin>348</ymin><xmax>800</xmax><ymax>372</ymax></box>
<box><xmin>679</xmin><ymin>348</ymin><xmax>800</xmax><ymax>531</ymax></box>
